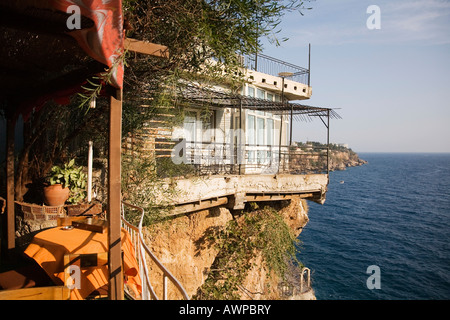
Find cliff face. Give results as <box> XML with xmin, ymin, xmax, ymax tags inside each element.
<box><xmin>329</xmin><ymin>150</ymin><xmax>367</xmax><ymax>171</ymax></box>
<box><xmin>142</xmin><ymin>196</ymin><xmax>314</xmax><ymax>300</ymax></box>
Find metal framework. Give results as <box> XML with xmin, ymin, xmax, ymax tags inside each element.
<box><xmin>178</xmin><ymin>85</ymin><xmax>341</xmax><ymax>122</ymax></box>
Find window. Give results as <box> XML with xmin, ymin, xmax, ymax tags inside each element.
<box><xmin>184</xmin><ymin>112</ymin><xmax>197</xmax><ymax>142</ymax></box>
<box><xmin>257</xmin><ymin>117</ymin><xmax>265</xmax><ymax>145</ymax></box>
<box><xmin>247</xmin><ymin>86</ymin><xmax>255</xmax><ymax>97</ymax></box>
<box><xmin>267</xmin><ymin>119</ymin><xmax>274</xmax><ymax>145</ymax></box>
<box><xmin>256</xmin><ymin>88</ymin><xmax>265</xmax><ymax>99</ymax></box>
<box><xmin>267</xmin><ymin>93</ymin><xmax>274</xmax><ymax>101</ymax></box>
<box><xmin>247</xmin><ymin>115</ymin><xmax>255</xmax><ymax>145</ymax></box>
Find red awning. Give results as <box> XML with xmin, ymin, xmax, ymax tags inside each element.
<box><xmin>0</xmin><ymin>0</ymin><xmax>124</xmax><ymax>120</ymax></box>
<box><xmin>45</xmin><ymin>0</ymin><xmax>124</xmax><ymax>89</ymax></box>
<box><xmin>23</xmin><ymin>0</ymin><xmax>125</xmax><ymax>89</ymax></box>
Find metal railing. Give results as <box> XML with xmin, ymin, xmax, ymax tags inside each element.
<box><xmin>121</xmin><ymin>201</ymin><xmax>190</xmax><ymax>300</ymax></box>
<box><xmin>279</xmin><ymin>267</ymin><xmax>312</xmax><ymax>297</ymax></box>
<box><xmin>176</xmin><ymin>140</ymin><xmax>328</xmax><ymax>175</ymax></box>
<box><xmin>243</xmin><ymin>53</ymin><xmax>310</xmax><ymax>85</ymax></box>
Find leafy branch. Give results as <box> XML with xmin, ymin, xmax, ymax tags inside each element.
<box><xmin>77</xmin><ymin>49</ymin><xmax>128</xmax><ymax>112</ymax></box>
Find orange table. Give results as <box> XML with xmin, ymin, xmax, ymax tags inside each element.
<box><xmin>24</xmin><ymin>226</ymin><xmax>141</xmax><ymax>300</ymax></box>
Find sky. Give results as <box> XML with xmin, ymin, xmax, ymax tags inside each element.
<box><xmin>260</xmin><ymin>0</ymin><xmax>450</xmax><ymax>153</ymax></box>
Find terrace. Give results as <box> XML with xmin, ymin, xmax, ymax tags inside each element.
<box><xmin>0</xmin><ymin>0</ymin><xmax>186</xmax><ymax>300</ymax></box>
<box><xmin>140</xmin><ymin>85</ymin><xmax>341</xmax><ymax>214</ymax></box>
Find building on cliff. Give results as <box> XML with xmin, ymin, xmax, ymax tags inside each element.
<box><xmin>126</xmin><ymin>52</ymin><xmax>341</xmax><ymax>214</ymax></box>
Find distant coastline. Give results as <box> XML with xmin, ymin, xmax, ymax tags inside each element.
<box><xmin>296</xmin><ymin>141</ymin><xmax>367</xmax><ymax>171</ymax></box>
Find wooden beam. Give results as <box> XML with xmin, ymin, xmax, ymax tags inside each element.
<box><xmin>6</xmin><ymin>118</ymin><xmax>15</xmax><ymax>251</ymax></box>
<box><xmin>124</xmin><ymin>38</ymin><xmax>169</xmax><ymax>58</ymax></box>
<box><xmin>169</xmin><ymin>197</ymin><xmax>229</xmax><ymax>216</ymax></box>
<box><xmin>107</xmin><ymin>90</ymin><xmax>124</xmax><ymax>300</ymax></box>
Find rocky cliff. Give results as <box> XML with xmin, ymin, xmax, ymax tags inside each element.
<box><xmin>142</xmin><ymin>195</ymin><xmax>315</xmax><ymax>300</ymax></box>
<box><xmin>294</xmin><ymin>142</ymin><xmax>367</xmax><ymax>172</ymax></box>
<box><xmin>329</xmin><ymin>149</ymin><xmax>367</xmax><ymax>171</ymax></box>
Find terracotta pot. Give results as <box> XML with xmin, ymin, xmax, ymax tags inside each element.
<box><xmin>43</xmin><ymin>184</ymin><xmax>70</xmax><ymax>206</ymax></box>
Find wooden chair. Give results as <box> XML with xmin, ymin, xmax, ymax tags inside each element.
<box><xmin>0</xmin><ymin>286</ymin><xmax>70</xmax><ymax>300</ymax></box>
<box><xmin>0</xmin><ymin>260</ymin><xmax>69</xmax><ymax>300</ymax></box>
<box><xmin>0</xmin><ymin>252</ymin><xmax>110</xmax><ymax>300</ymax></box>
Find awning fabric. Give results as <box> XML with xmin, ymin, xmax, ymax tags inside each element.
<box><xmin>0</xmin><ymin>0</ymin><xmax>124</xmax><ymax>120</ymax></box>
<box><xmin>47</xmin><ymin>0</ymin><xmax>124</xmax><ymax>89</ymax></box>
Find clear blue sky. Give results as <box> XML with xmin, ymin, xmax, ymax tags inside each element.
<box><xmin>261</xmin><ymin>0</ymin><xmax>450</xmax><ymax>153</ymax></box>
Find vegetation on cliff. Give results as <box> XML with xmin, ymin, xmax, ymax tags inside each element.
<box><xmin>193</xmin><ymin>204</ymin><xmax>302</xmax><ymax>300</ymax></box>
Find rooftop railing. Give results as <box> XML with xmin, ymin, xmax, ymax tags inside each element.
<box><xmin>243</xmin><ymin>53</ymin><xmax>310</xmax><ymax>86</ymax></box>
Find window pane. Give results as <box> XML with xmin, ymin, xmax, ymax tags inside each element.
<box><xmin>267</xmin><ymin>93</ymin><xmax>274</xmax><ymax>101</ymax></box>
<box><xmin>247</xmin><ymin>86</ymin><xmax>255</xmax><ymax>97</ymax></box>
<box><xmin>257</xmin><ymin>88</ymin><xmax>265</xmax><ymax>99</ymax></box>
<box><xmin>267</xmin><ymin>119</ymin><xmax>274</xmax><ymax>145</ymax></box>
<box><xmin>247</xmin><ymin>115</ymin><xmax>255</xmax><ymax>144</ymax></box>
<box><xmin>257</xmin><ymin>117</ymin><xmax>265</xmax><ymax>145</ymax></box>
<box><xmin>184</xmin><ymin>113</ymin><xmax>196</xmax><ymax>142</ymax></box>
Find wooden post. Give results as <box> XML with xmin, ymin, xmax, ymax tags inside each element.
<box><xmin>108</xmin><ymin>91</ymin><xmax>124</xmax><ymax>300</ymax></box>
<box><xmin>6</xmin><ymin>118</ymin><xmax>15</xmax><ymax>252</ymax></box>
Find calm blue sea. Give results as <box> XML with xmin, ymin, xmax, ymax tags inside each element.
<box><xmin>298</xmin><ymin>153</ymin><xmax>450</xmax><ymax>300</ymax></box>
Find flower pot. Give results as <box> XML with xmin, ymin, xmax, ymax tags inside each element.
<box><xmin>43</xmin><ymin>184</ymin><xmax>70</xmax><ymax>206</ymax></box>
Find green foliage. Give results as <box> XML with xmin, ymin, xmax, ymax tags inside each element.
<box><xmin>194</xmin><ymin>206</ymin><xmax>300</xmax><ymax>300</ymax></box>
<box><xmin>47</xmin><ymin>159</ymin><xmax>87</xmax><ymax>204</ymax></box>
<box><xmin>121</xmin><ymin>153</ymin><xmax>191</xmax><ymax>226</ymax></box>
<box><xmin>77</xmin><ymin>50</ymin><xmax>128</xmax><ymax>113</ymax></box>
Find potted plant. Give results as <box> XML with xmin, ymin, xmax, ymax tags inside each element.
<box><xmin>44</xmin><ymin>159</ymin><xmax>87</xmax><ymax>206</ymax></box>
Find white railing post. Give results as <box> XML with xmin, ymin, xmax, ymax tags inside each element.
<box><xmin>163</xmin><ymin>275</ymin><xmax>168</xmax><ymax>300</ymax></box>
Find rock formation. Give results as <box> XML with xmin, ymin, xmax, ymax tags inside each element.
<box><xmin>142</xmin><ymin>195</ymin><xmax>315</xmax><ymax>300</ymax></box>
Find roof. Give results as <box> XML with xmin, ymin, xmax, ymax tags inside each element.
<box><xmin>177</xmin><ymin>85</ymin><xmax>341</xmax><ymax>122</ymax></box>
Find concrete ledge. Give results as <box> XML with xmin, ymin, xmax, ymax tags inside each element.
<box><xmin>161</xmin><ymin>174</ymin><xmax>328</xmax><ymax>214</ymax></box>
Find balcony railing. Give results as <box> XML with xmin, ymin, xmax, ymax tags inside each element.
<box><xmin>172</xmin><ymin>140</ymin><xmax>328</xmax><ymax>176</ymax></box>
<box><xmin>243</xmin><ymin>53</ymin><xmax>310</xmax><ymax>86</ymax></box>
<box><xmin>121</xmin><ymin>202</ymin><xmax>190</xmax><ymax>300</ymax></box>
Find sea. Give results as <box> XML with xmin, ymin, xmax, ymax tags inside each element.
<box><xmin>297</xmin><ymin>153</ymin><xmax>450</xmax><ymax>300</ymax></box>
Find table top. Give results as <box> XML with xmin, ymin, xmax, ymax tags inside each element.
<box><xmin>24</xmin><ymin>226</ymin><xmax>141</xmax><ymax>299</ymax></box>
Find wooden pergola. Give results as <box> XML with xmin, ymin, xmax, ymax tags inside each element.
<box><xmin>1</xmin><ymin>0</ymin><xmax>167</xmax><ymax>300</ymax></box>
